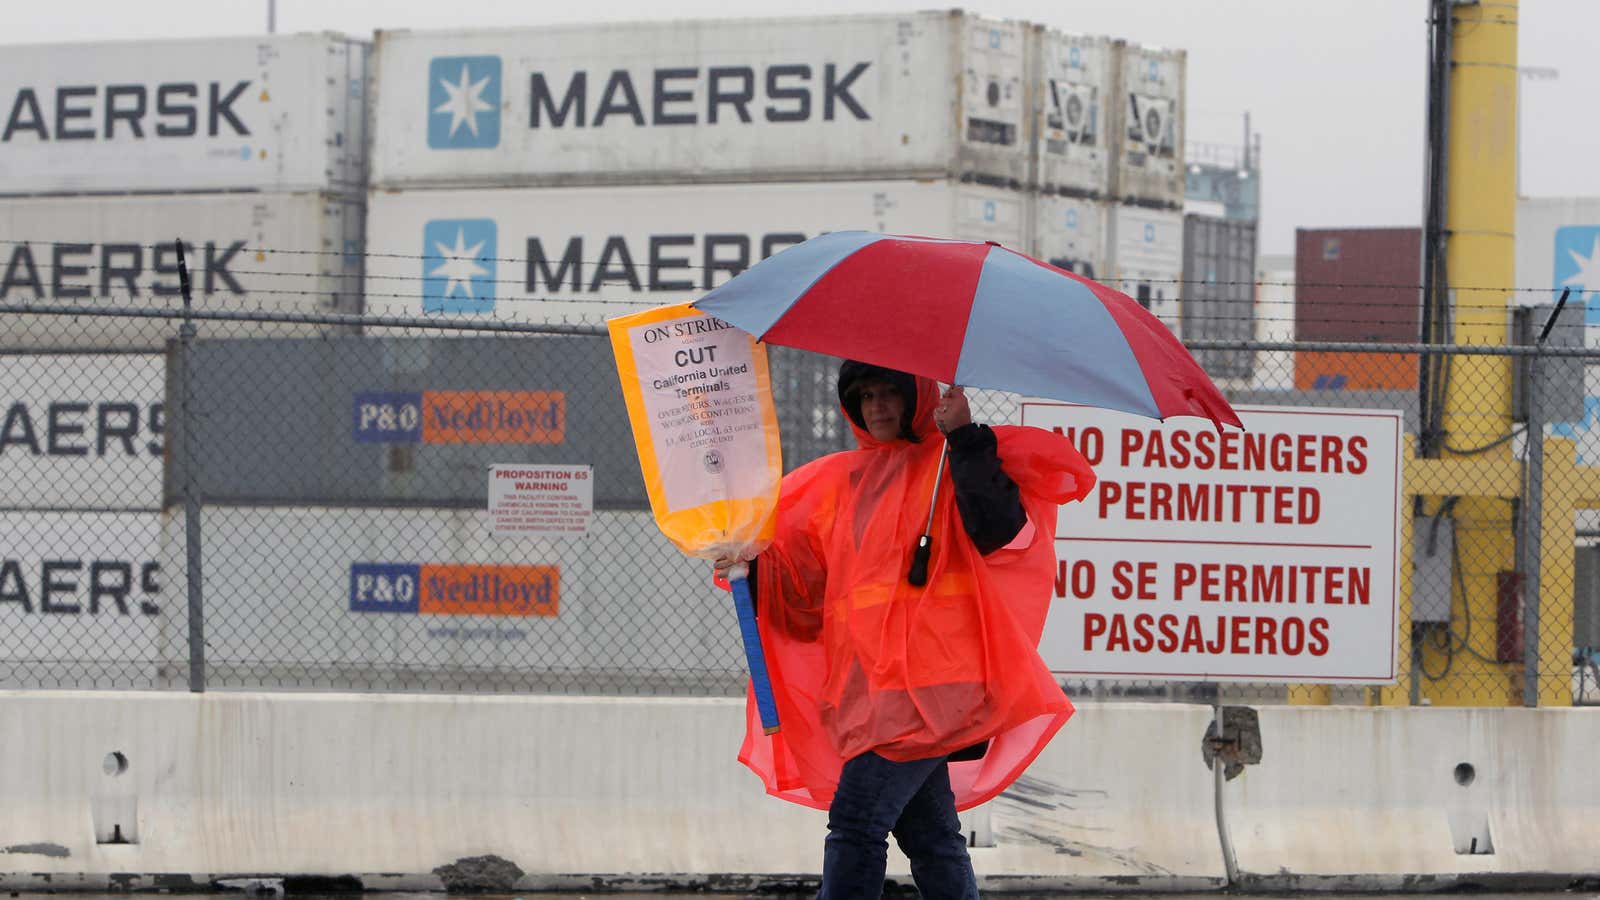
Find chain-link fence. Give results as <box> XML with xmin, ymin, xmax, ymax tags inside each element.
<box><xmin>2</xmin><ymin>298</ymin><xmax>1598</xmax><ymax>708</ymax></box>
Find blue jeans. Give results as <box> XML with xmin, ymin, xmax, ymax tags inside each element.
<box><xmin>818</xmin><ymin>752</ymin><xmax>978</xmax><ymax>900</ymax></box>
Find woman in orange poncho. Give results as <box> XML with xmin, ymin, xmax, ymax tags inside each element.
<box><xmin>722</xmin><ymin>360</ymin><xmax>1095</xmax><ymax>900</ymax></box>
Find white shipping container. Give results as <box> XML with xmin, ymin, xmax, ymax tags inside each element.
<box><xmin>1516</xmin><ymin>196</ymin><xmax>1600</xmax><ymax>326</ymax></box>
<box><xmin>370</xmin><ymin>11</ymin><xmax>1031</xmax><ymax>189</ymax></box>
<box><xmin>1109</xmin><ymin>41</ymin><xmax>1186</xmax><ymax>209</ymax></box>
<box><xmin>364</xmin><ymin>180</ymin><xmax>1027</xmax><ymax>323</ymax></box>
<box><xmin>1032</xmin><ymin>30</ymin><xmax>1113</xmax><ymax>198</ymax></box>
<box><xmin>164</xmin><ymin>506</ymin><xmax>735</xmax><ymax>684</ymax></box>
<box><xmin>1034</xmin><ymin>194</ymin><xmax>1107</xmax><ymax>282</ymax></box>
<box><xmin>1108</xmin><ymin>204</ymin><xmax>1183</xmax><ymax>334</ymax></box>
<box><xmin>0</xmin><ymin>192</ymin><xmax>363</xmax><ymax>350</ymax></box>
<box><xmin>0</xmin><ymin>354</ymin><xmax>165</xmax><ymax>510</ymax></box>
<box><xmin>0</xmin><ymin>511</ymin><xmax>170</xmax><ymax>670</ymax></box>
<box><xmin>0</xmin><ymin>33</ymin><xmax>369</xmax><ymax>196</ymax></box>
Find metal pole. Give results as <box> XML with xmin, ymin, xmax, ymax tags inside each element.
<box><xmin>267</xmin><ymin>0</ymin><xmax>276</xmax><ymax>34</ymax></box>
<box><xmin>175</xmin><ymin>241</ymin><xmax>206</xmax><ymax>693</ymax></box>
<box><xmin>1211</xmin><ymin>702</ymin><xmax>1239</xmax><ymax>884</ymax></box>
<box><xmin>1523</xmin><ymin>346</ymin><xmax>1541</xmax><ymax>707</ymax></box>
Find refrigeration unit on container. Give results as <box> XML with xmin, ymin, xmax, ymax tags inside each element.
<box><xmin>0</xmin><ymin>33</ymin><xmax>369</xmax><ymax>196</ymax></box>
<box><xmin>0</xmin><ymin>354</ymin><xmax>165</xmax><ymax>511</ymax></box>
<box><xmin>1032</xmin><ymin>30</ymin><xmax>1113</xmax><ymax>199</ymax></box>
<box><xmin>1035</xmin><ymin>194</ymin><xmax>1107</xmax><ymax>281</ymax></box>
<box><xmin>1108</xmin><ymin>203</ymin><xmax>1183</xmax><ymax>333</ymax></box>
<box><xmin>1108</xmin><ymin>41</ymin><xmax>1186</xmax><ymax>210</ymax></box>
<box><xmin>1181</xmin><ymin>214</ymin><xmax>1257</xmax><ymax>381</ymax></box>
<box><xmin>364</xmin><ymin>179</ymin><xmax>1027</xmax><ymax>323</ymax></box>
<box><xmin>369</xmin><ymin>10</ymin><xmax>1032</xmax><ymax>189</ymax></box>
<box><xmin>0</xmin><ymin>192</ymin><xmax>363</xmax><ymax>350</ymax></box>
<box><xmin>162</xmin><ymin>505</ymin><xmax>739</xmax><ymax>690</ymax></box>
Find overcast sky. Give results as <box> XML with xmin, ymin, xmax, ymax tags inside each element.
<box><xmin>6</xmin><ymin>0</ymin><xmax>1596</xmax><ymax>256</ymax></box>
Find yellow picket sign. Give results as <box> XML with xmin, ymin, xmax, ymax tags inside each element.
<box><xmin>608</xmin><ymin>303</ymin><xmax>782</xmax><ymax>560</ymax></box>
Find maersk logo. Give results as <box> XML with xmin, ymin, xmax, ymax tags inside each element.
<box><xmin>422</xmin><ymin>219</ymin><xmax>497</xmax><ymax>313</ymax></box>
<box><xmin>428</xmin><ymin>56</ymin><xmax>501</xmax><ymax>149</ymax></box>
<box><xmin>1553</xmin><ymin>225</ymin><xmax>1600</xmax><ymax>326</ymax></box>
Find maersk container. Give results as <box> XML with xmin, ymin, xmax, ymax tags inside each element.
<box><xmin>1034</xmin><ymin>194</ymin><xmax>1107</xmax><ymax>281</ymax></box>
<box><xmin>1031</xmin><ymin>30</ymin><xmax>1113</xmax><ymax>198</ymax></box>
<box><xmin>363</xmin><ymin>179</ymin><xmax>1027</xmax><ymax>323</ymax></box>
<box><xmin>369</xmin><ymin>11</ymin><xmax>1032</xmax><ymax>189</ymax></box>
<box><xmin>1108</xmin><ymin>41</ymin><xmax>1186</xmax><ymax>209</ymax></box>
<box><xmin>0</xmin><ymin>192</ymin><xmax>363</xmax><ymax>350</ymax></box>
<box><xmin>1517</xmin><ymin>196</ymin><xmax>1600</xmax><ymax>330</ymax></box>
<box><xmin>0</xmin><ymin>511</ymin><xmax>171</xmax><ymax>684</ymax></box>
<box><xmin>160</xmin><ymin>505</ymin><xmax>739</xmax><ymax>691</ymax></box>
<box><xmin>0</xmin><ymin>354</ymin><xmax>165</xmax><ymax>510</ymax></box>
<box><xmin>0</xmin><ymin>33</ymin><xmax>369</xmax><ymax>196</ymax></box>
<box><xmin>1108</xmin><ymin>204</ymin><xmax>1183</xmax><ymax>333</ymax></box>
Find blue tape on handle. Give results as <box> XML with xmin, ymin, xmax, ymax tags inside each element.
<box><xmin>729</xmin><ymin>574</ymin><xmax>780</xmax><ymax>734</ymax></box>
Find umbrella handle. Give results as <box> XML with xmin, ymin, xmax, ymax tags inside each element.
<box><xmin>907</xmin><ymin>442</ymin><xmax>951</xmax><ymax>587</ymax></box>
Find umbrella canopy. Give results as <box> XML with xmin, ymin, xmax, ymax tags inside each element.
<box><xmin>694</xmin><ymin>230</ymin><xmax>1242</xmax><ymax>429</ymax></box>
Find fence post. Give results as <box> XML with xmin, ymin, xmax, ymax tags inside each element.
<box><xmin>175</xmin><ymin>241</ymin><xmax>206</xmax><ymax>693</ymax></box>
<box><xmin>1522</xmin><ymin>346</ymin><xmax>1544</xmax><ymax>708</ymax></box>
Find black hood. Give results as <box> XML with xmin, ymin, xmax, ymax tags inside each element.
<box><xmin>837</xmin><ymin>360</ymin><xmax>921</xmax><ymax>444</ymax></box>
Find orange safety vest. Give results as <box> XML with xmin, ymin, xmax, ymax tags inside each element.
<box><xmin>738</xmin><ymin>375</ymin><xmax>1096</xmax><ymax>810</ymax></box>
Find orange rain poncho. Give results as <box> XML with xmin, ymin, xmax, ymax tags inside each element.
<box><xmin>738</xmin><ymin>374</ymin><xmax>1096</xmax><ymax>811</ymax></box>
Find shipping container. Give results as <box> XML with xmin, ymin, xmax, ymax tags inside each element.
<box><xmin>364</xmin><ymin>180</ymin><xmax>1027</xmax><ymax>323</ymax></box>
<box><xmin>369</xmin><ymin>11</ymin><xmax>1032</xmax><ymax>189</ymax></box>
<box><xmin>1031</xmin><ymin>30</ymin><xmax>1113</xmax><ymax>198</ymax></box>
<box><xmin>1181</xmin><ymin>214</ymin><xmax>1257</xmax><ymax>381</ymax></box>
<box><xmin>1034</xmin><ymin>194</ymin><xmax>1107</xmax><ymax>281</ymax></box>
<box><xmin>0</xmin><ymin>511</ymin><xmax>173</xmax><ymax>686</ymax></box>
<box><xmin>1516</xmin><ymin>196</ymin><xmax>1600</xmax><ymax>338</ymax></box>
<box><xmin>1293</xmin><ymin>227</ymin><xmax>1420</xmax><ymax>343</ymax></box>
<box><xmin>0</xmin><ymin>192</ymin><xmax>363</xmax><ymax>350</ymax></box>
<box><xmin>0</xmin><ymin>354</ymin><xmax>165</xmax><ymax>510</ymax></box>
<box><xmin>0</xmin><ymin>34</ymin><xmax>369</xmax><ymax>196</ymax></box>
<box><xmin>1253</xmin><ymin>252</ymin><xmax>1295</xmax><ymax>390</ymax></box>
<box><xmin>1107</xmin><ymin>204</ymin><xmax>1183</xmax><ymax>333</ymax></box>
<box><xmin>1108</xmin><ymin>41</ymin><xmax>1186</xmax><ymax>209</ymax></box>
<box><xmin>162</xmin><ymin>505</ymin><xmax>738</xmax><ymax>691</ymax></box>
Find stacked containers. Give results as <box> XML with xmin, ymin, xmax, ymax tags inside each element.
<box><xmin>365</xmin><ymin>11</ymin><xmax>1036</xmax><ymax>321</ymax></box>
<box><xmin>1030</xmin><ymin>29</ymin><xmax>1113</xmax><ymax>282</ymax></box>
<box><xmin>0</xmin><ymin>34</ymin><xmax>369</xmax><ymax>685</ymax></box>
<box><xmin>0</xmin><ymin>35</ymin><xmax>371</xmax><ymax>347</ymax></box>
<box><xmin>1104</xmin><ymin>40</ymin><xmax>1186</xmax><ymax>334</ymax></box>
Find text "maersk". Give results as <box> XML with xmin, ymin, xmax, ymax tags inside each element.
<box><xmin>531</xmin><ymin>63</ymin><xmax>871</xmax><ymax>128</ymax></box>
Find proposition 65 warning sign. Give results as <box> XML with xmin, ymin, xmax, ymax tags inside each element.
<box><xmin>1022</xmin><ymin>404</ymin><xmax>1403</xmax><ymax>684</ymax></box>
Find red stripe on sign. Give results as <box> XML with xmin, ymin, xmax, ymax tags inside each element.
<box><xmin>760</xmin><ymin>238</ymin><xmax>989</xmax><ymax>381</ymax></box>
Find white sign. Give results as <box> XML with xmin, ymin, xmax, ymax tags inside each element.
<box><xmin>1021</xmin><ymin>403</ymin><xmax>1403</xmax><ymax>684</ymax></box>
<box><xmin>488</xmin><ymin>465</ymin><xmax>593</xmax><ymax>536</ymax></box>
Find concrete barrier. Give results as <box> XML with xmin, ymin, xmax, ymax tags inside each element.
<box><xmin>5</xmin><ymin>692</ymin><xmax>1594</xmax><ymax>891</ymax></box>
<box><xmin>0</xmin><ymin>692</ymin><xmax>1219</xmax><ymax>891</ymax></box>
<box><xmin>1224</xmin><ymin>706</ymin><xmax>1600</xmax><ymax>891</ymax></box>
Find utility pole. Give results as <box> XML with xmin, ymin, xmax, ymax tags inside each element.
<box><xmin>268</xmin><ymin>0</ymin><xmax>276</xmax><ymax>34</ymax></box>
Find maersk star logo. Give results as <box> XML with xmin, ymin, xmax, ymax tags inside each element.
<box><xmin>422</xmin><ymin>219</ymin><xmax>497</xmax><ymax>314</ymax></box>
<box><xmin>1553</xmin><ymin>225</ymin><xmax>1600</xmax><ymax>326</ymax></box>
<box><xmin>427</xmin><ymin>56</ymin><xmax>501</xmax><ymax>149</ymax></box>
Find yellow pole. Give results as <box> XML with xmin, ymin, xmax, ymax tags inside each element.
<box><xmin>1428</xmin><ymin>0</ymin><xmax>1520</xmax><ymax>706</ymax></box>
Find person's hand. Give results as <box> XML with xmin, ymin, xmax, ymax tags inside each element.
<box><xmin>934</xmin><ymin>385</ymin><xmax>972</xmax><ymax>434</ymax></box>
<box><xmin>710</xmin><ymin>542</ymin><xmax>756</xmax><ymax>580</ymax></box>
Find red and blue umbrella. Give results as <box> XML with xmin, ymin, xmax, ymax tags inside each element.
<box><xmin>694</xmin><ymin>230</ymin><xmax>1242</xmax><ymax>429</ymax></box>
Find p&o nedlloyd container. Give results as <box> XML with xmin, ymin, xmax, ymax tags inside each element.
<box><xmin>1031</xmin><ymin>30</ymin><xmax>1113</xmax><ymax>199</ymax></box>
<box><xmin>1107</xmin><ymin>203</ymin><xmax>1183</xmax><ymax>333</ymax></box>
<box><xmin>369</xmin><ymin>11</ymin><xmax>1032</xmax><ymax>189</ymax></box>
<box><xmin>1109</xmin><ymin>41</ymin><xmax>1186</xmax><ymax>209</ymax></box>
<box><xmin>364</xmin><ymin>179</ymin><xmax>1026</xmax><ymax>324</ymax></box>
<box><xmin>0</xmin><ymin>192</ymin><xmax>363</xmax><ymax>350</ymax></box>
<box><xmin>0</xmin><ymin>33</ymin><xmax>369</xmax><ymax>196</ymax></box>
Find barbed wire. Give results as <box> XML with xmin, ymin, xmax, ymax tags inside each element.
<box><xmin>0</xmin><ymin>238</ymin><xmax>1582</xmax><ymax>296</ymax></box>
